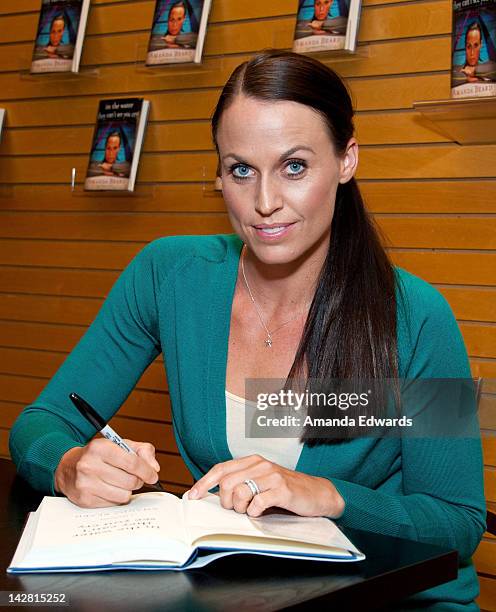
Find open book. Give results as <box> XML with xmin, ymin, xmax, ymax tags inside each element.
<box><xmin>7</xmin><ymin>491</ymin><xmax>364</xmax><ymax>573</ymax></box>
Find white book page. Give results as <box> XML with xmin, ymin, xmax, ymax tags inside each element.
<box><xmin>24</xmin><ymin>492</ymin><xmax>190</xmax><ymax>567</ymax></box>
<box><xmin>183</xmin><ymin>494</ymin><xmax>262</xmax><ymax>544</ymax></box>
<box><xmin>182</xmin><ymin>494</ymin><xmax>362</xmax><ymax>557</ymax></box>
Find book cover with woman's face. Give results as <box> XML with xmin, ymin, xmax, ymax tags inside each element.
<box><xmin>293</xmin><ymin>0</ymin><xmax>350</xmax><ymax>53</ymax></box>
<box><xmin>146</xmin><ymin>0</ymin><xmax>205</xmax><ymax>64</ymax></box>
<box><xmin>31</xmin><ymin>0</ymin><xmax>84</xmax><ymax>73</ymax></box>
<box><xmin>84</xmin><ymin>100</ymin><xmax>143</xmax><ymax>191</ymax></box>
<box><xmin>451</xmin><ymin>0</ymin><xmax>496</xmax><ymax>98</ymax></box>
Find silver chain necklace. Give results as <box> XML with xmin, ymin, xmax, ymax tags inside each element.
<box><xmin>240</xmin><ymin>245</ymin><xmax>310</xmax><ymax>348</ymax></box>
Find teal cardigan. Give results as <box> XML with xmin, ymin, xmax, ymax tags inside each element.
<box><xmin>9</xmin><ymin>234</ymin><xmax>486</xmax><ymax>609</ymax></box>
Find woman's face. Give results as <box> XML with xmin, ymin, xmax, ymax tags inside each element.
<box><xmin>104</xmin><ymin>136</ymin><xmax>120</xmax><ymax>164</ymax></box>
<box><xmin>465</xmin><ymin>29</ymin><xmax>481</xmax><ymax>67</ymax></box>
<box><xmin>49</xmin><ymin>19</ymin><xmax>64</xmax><ymax>47</ymax></box>
<box><xmin>168</xmin><ymin>7</ymin><xmax>186</xmax><ymax>36</ymax></box>
<box><xmin>314</xmin><ymin>0</ymin><xmax>332</xmax><ymax>20</ymax></box>
<box><xmin>217</xmin><ymin>95</ymin><xmax>357</xmax><ymax>267</ymax></box>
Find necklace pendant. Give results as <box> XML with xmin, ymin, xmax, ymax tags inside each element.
<box><xmin>265</xmin><ymin>337</ymin><xmax>272</xmax><ymax>348</ymax></box>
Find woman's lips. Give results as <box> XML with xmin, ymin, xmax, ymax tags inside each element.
<box><xmin>253</xmin><ymin>223</ymin><xmax>296</xmax><ymax>240</ymax></box>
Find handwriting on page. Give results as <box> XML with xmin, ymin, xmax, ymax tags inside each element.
<box><xmin>72</xmin><ymin>506</ymin><xmax>160</xmax><ymax>538</ymax></box>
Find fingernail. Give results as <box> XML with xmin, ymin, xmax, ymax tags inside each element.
<box><xmin>188</xmin><ymin>488</ymin><xmax>198</xmax><ymax>499</ymax></box>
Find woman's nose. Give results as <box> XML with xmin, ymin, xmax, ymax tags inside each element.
<box><xmin>254</xmin><ymin>176</ymin><xmax>283</xmax><ymax>216</ymax></box>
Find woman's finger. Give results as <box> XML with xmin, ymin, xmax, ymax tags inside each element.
<box><xmin>188</xmin><ymin>455</ymin><xmax>263</xmax><ymax>499</ymax></box>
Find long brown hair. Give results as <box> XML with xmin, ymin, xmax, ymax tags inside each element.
<box><xmin>211</xmin><ymin>50</ymin><xmax>400</xmax><ymax>444</ymax></box>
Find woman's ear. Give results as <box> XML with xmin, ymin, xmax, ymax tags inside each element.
<box><xmin>338</xmin><ymin>138</ymin><xmax>359</xmax><ymax>184</ymax></box>
<box><xmin>214</xmin><ymin>175</ymin><xmax>223</xmax><ymax>191</ymax></box>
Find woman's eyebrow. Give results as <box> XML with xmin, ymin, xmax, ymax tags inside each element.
<box><xmin>222</xmin><ymin>145</ymin><xmax>316</xmax><ymax>163</ymax></box>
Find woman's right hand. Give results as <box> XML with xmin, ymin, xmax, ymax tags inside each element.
<box><xmin>54</xmin><ymin>438</ymin><xmax>161</xmax><ymax>508</ymax></box>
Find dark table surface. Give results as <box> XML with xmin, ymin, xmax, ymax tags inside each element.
<box><xmin>0</xmin><ymin>458</ymin><xmax>458</xmax><ymax>611</ymax></box>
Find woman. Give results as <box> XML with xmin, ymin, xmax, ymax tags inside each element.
<box><xmin>460</xmin><ymin>21</ymin><xmax>491</xmax><ymax>83</ymax></box>
<box><xmin>43</xmin><ymin>14</ymin><xmax>65</xmax><ymax>58</ymax></box>
<box><xmin>162</xmin><ymin>1</ymin><xmax>187</xmax><ymax>48</ymax></box>
<box><xmin>10</xmin><ymin>50</ymin><xmax>485</xmax><ymax>609</ymax></box>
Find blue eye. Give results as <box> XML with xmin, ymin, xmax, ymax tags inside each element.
<box><xmin>232</xmin><ymin>164</ymin><xmax>253</xmax><ymax>179</ymax></box>
<box><xmin>286</xmin><ymin>160</ymin><xmax>306</xmax><ymax>177</ymax></box>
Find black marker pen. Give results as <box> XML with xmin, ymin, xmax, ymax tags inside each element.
<box><xmin>69</xmin><ymin>392</ymin><xmax>165</xmax><ymax>492</ymax></box>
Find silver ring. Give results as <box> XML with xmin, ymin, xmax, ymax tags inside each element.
<box><xmin>244</xmin><ymin>478</ymin><xmax>261</xmax><ymax>497</ymax></box>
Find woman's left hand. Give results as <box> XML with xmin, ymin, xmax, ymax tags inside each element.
<box><xmin>186</xmin><ymin>454</ymin><xmax>345</xmax><ymax>518</ymax></box>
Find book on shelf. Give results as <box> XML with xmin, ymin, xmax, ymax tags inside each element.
<box><xmin>30</xmin><ymin>0</ymin><xmax>90</xmax><ymax>74</ymax></box>
<box><xmin>146</xmin><ymin>0</ymin><xmax>212</xmax><ymax>65</ymax></box>
<box><xmin>84</xmin><ymin>98</ymin><xmax>150</xmax><ymax>192</ymax></box>
<box><xmin>7</xmin><ymin>491</ymin><xmax>365</xmax><ymax>573</ymax></box>
<box><xmin>292</xmin><ymin>0</ymin><xmax>362</xmax><ymax>54</ymax></box>
<box><xmin>451</xmin><ymin>0</ymin><xmax>496</xmax><ymax>98</ymax></box>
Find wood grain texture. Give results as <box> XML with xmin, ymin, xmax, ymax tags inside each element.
<box><xmin>474</xmin><ymin>539</ymin><xmax>496</xmax><ymax>577</ymax></box>
<box><xmin>483</xmin><ymin>437</ymin><xmax>496</xmax><ymax>467</ymax></box>
<box><xmin>0</xmin><ymin>0</ymin><xmax>494</xmax><ymax>513</ymax></box>
<box><xmin>0</xmin><ymin>37</ymin><xmax>457</xmax><ymax>102</ymax></box>
<box><xmin>477</xmin><ymin>576</ymin><xmax>496</xmax><ymax>612</ymax></box>
<box><xmin>1</xmin><ymin>182</ymin><xmax>496</xmax><ymax>213</ymax></box>
<box><xmin>0</xmin><ymin>75</ymin><xmax>462</xmax><ymax>128</ymax></box>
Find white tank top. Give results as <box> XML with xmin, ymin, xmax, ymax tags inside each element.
<box><xmin>225</xmin><ymin>389</ymin><xmax>304</xmax><ymax>471</ymax></box>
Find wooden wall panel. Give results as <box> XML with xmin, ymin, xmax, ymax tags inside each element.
<box><xmin>1</xmin><ymin>0</ymin><xmax>495</xmax><ymax>597</ymax></box>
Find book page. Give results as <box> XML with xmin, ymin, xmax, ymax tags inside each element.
<box><xmin>25</xmin><ymin>492</ymin><xmax>189</xmax><ymax>566</ymax></box>
<box><xmin>249</xmin><ymin>512</ymin><xmax>363</xmax><ymax>555</ymax></box>
<box><xmin>183</xmin><ymin>494</ymin><xmax>262</xmax><ymax>544</ymax></box>
<box><xmin>182</xmin><ymin>494</ymin><xmax>360</xmax><ymax>555</ymax></box>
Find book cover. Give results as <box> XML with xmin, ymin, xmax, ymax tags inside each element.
<box><xmin>30</xmin><ymin>0</ymin><xmax>90</xmax><ymax>74</ymax></box>
<box><xmin>146</xmin><ymin>0</ymin><xmax>212</xmax><ymax>65</ymax></box>
<box><xmin>292</xmin><ymin>0</ymin><xmax>362</xmax><ymax>54</ymax></box>
<box><xmin>451</xmin><ymin>0</ymin><xmax>496</xmax><ymax>98</ymax></box>
<box><xmin>84</xmin><ymin>99</ymin><xmax>150</xmax><ymax>192</ymax></box>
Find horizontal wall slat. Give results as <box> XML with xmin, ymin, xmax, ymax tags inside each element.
<box><xmin>0</xmin><ymin>90</ymin><xmax>220</xmax><ymax>128</ymax></box>
<box><xmin>378</xmin><ymin>218</ymin><xmax>496</xmax><ymax>250</ymax></box>
<box><xmin>2</xmin><ymin>111</ymin><xmax>468</xmax><ymax>157</ymax></box>
<box><xmin>2</xmin><ymin>214</ymin><xmax>496</xmax><ymax>250</ymax></box>
<box><xmin>0</xmin><ymin>213</ymin><xmax>232</xmax><ymax>239</ymax></box>
<box><xmin>0</xmin><ymin>123</ymin><xmax>213</xmax><ymax>156</ymax></box>
<box><xmin>0</xmin><ymin>239</ymin><xmax>143</xmax><ymax>268</ymax></box>
<box><xmin>1</xmin><ymin>318</ymin><xmax>493</xmax><ymax>359</ymax></box>
<box><xmin>0</xmin><ymin>429</ymin><xmax>193</xmax><ymax>487</ymax></box>
<box><xmin>0</xmin><ymin>267</ymin><xmax>118</xmax><ymax>297</ymax></box>
<box><xmin>365</xmin><ymin>181</ymin><xmax>496</xmax><ymax>214</ymax></box>
<box><xmin>485</xmin><ymin>468</ymin><xmax>496</xmax><ymax>502</ymax></box>
<box><xmin>0</xmin><ymin>294</ymin><xmax>102</xmax><ymax>325</ymax></box>
<box><xmin>1</xmin><ymin>182</ymin><xmax>496</xmax><ymax>214</ymax></box>
<box><xmin>1</xmin><ymin>257</ymin><xmax>496</xmax><ymax>301</ymax></box>
<box><xmin>0</xmin><ymin>376</ymin><xmax>169</xmax><ymax>421</ymax></box>
<box><xmin>0</xmin><ymin>39</ymin><xmax>456</xmax><ymax>103</ymax></box>
<box><xmin>479</xmin><ymin>398</ymin><xmax>496</xmax><ymax>431</ymax></box>
<box><xmin>483</xmin><ymin>437</ymin><xmax>496</xmax><ymax>467</ymax></box>
<box><xmin>460</xmin><ymin>324</ymin><xmax>496</xmax><ymax>360</ymax></box>
<box><xmin>471</xmin><ymin>361</ymin><xmax>496</xmax><ymax>380</ymax></box>
<box><xmin>2</xmin><ymin>286</ymin><xmax>495</xmax><ymax>326</ymax></box>
<box><xmin>474</xmin><ymin>539</ymin><xmax>496</xmax><ymax>577</ymax></box>
<box><xmin>477</xmin><ymin>576</ymin><xmax>496</xmax><ymax>612</ymax></box>
<box><xmin>1</xmin><ymin>148</ymin><xmax>496</xmax><ymax>184</ymax></box>
<box><xmin>0</xmin><ymin>75</ymin><xmax>459</xmax><ymax>129</ymax></box>
<box><xmin>2</xmin><ymin>240</ymin><xmax>496</xmax><ymax>286</ymax></box>
<box><xmin>437</xmin><ymin>288</ymin><xmax>496</xmax><ymax>323</ymax></box>
<box><xmin>0</xmin><ymin>349</ymin><xmax>166</xmax><ymax>391</ymax></box>
<box><xmin>389</xmin><ymin>252</ymin><xmax>496</xmax><ymax>286</ymax></box>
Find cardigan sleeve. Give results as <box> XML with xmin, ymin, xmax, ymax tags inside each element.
<box><xmin>8</xmin><ymin>240</ymin><xmax>167</xmax><ymax>496</ymax></box>
<box><xmin>330</xmin><ymin>276</ymin><xmax>487</xmax><ymax>560</ymax></box>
